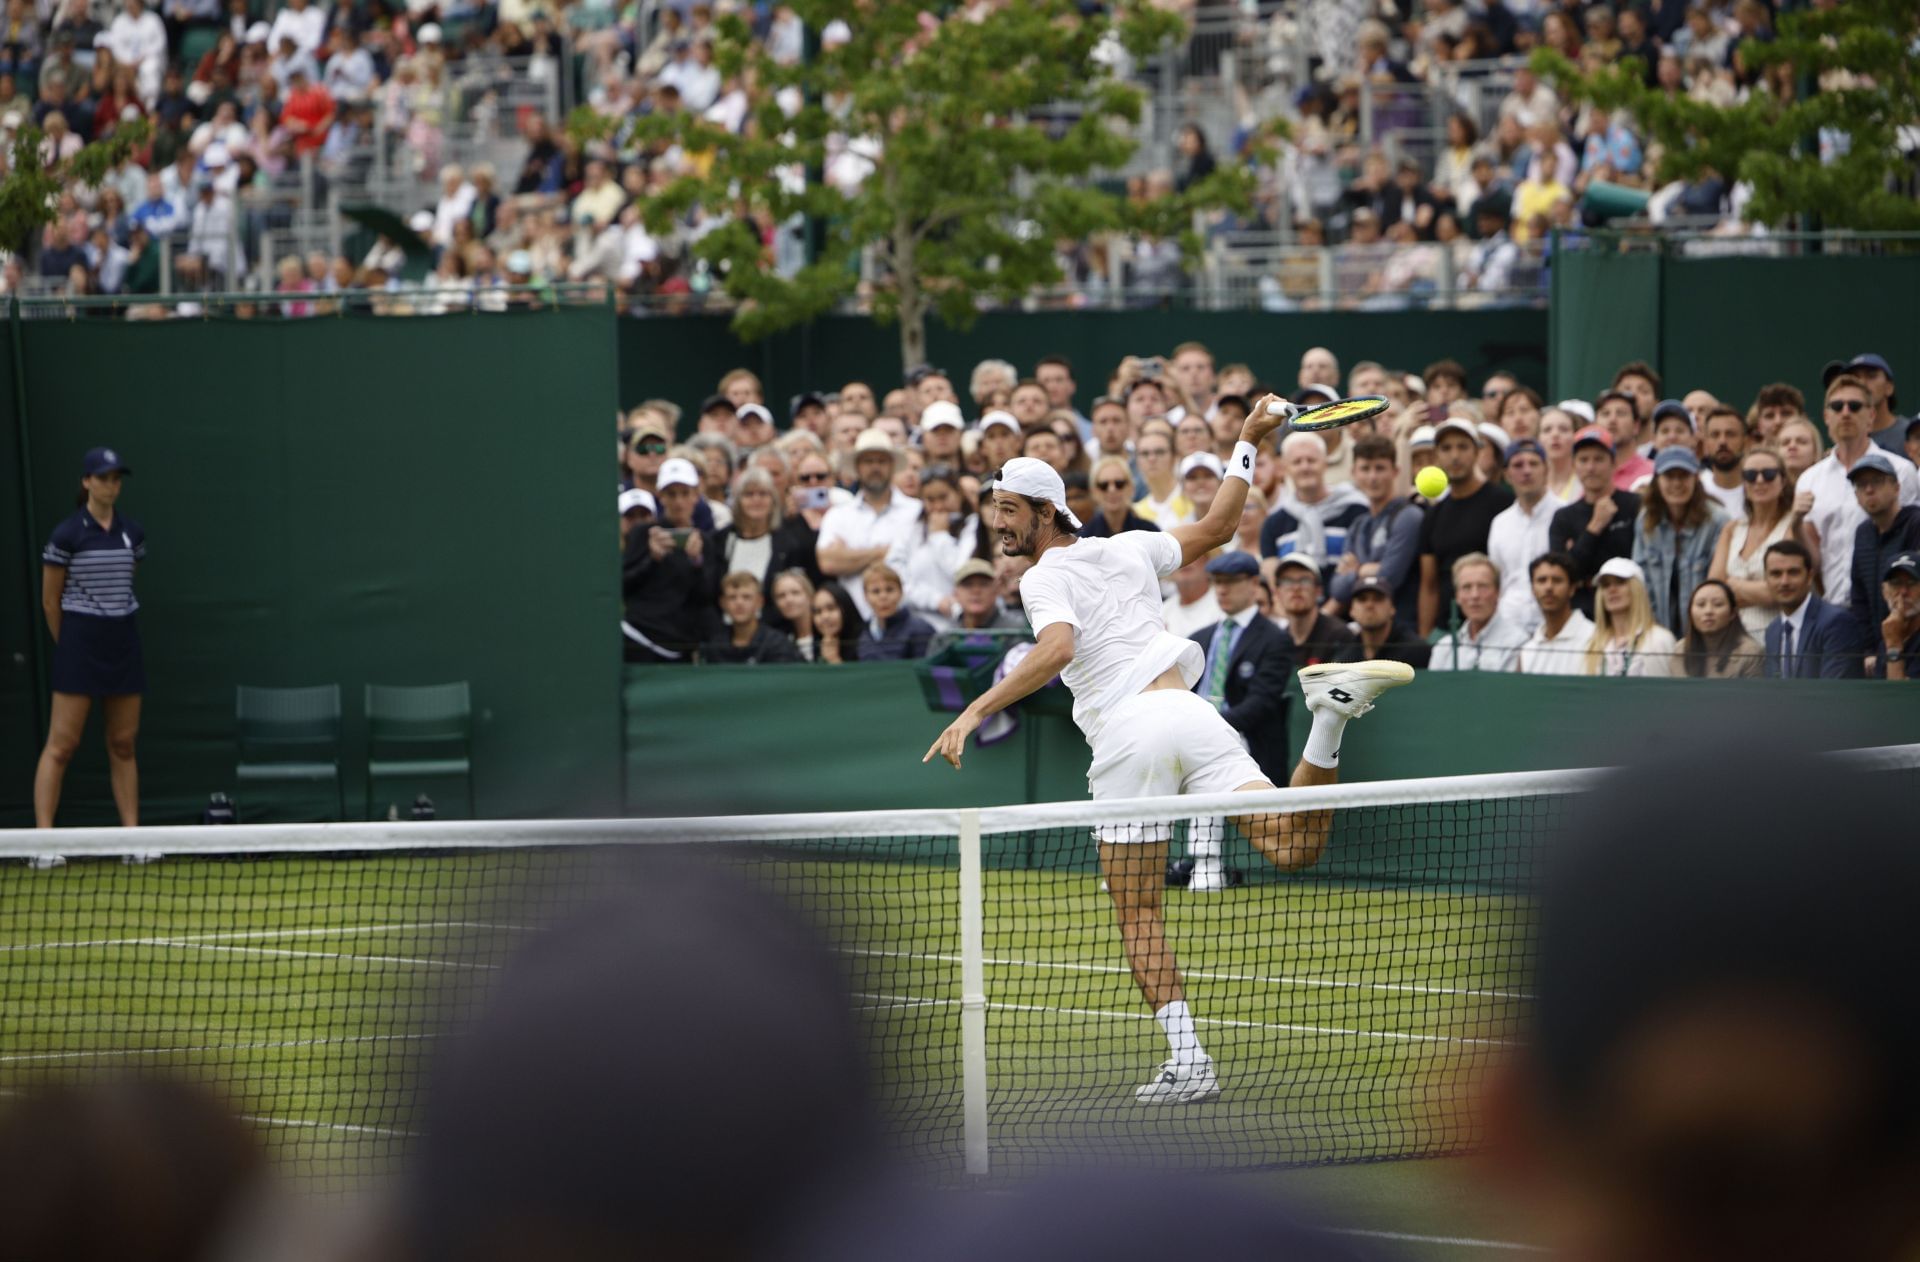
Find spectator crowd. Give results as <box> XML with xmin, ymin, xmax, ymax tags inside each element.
<box><xmin>620</xmin><ymin>341</ymin><xmax>1920</xmax><ymax>684</ymax></box>
<box><xmin>4</xmin><ymin>0</ymin><xmax>1876</xmax><ymax>312</ymax></box>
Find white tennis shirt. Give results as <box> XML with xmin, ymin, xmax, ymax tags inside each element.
<box><xmin>1019</xmin><ymin>531</ymin><xmax>1205</xmax><ymax>744</ymax></box>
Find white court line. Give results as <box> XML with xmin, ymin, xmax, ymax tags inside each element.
<box><xmin>854</xmin><ymin>993</ymin><xmax>1513</xmax><ymax>1047</ymax></box>
<box><xmin>844</xmin><ymin>946</ymin><xmax>1531</xmax><ymax>1003</ymax></box>
<box><xmin>0</xmin><ymin>1086</ymin><xmax>415</xmax><ymax>1141</ymax></box>
<box><xmin>1325</xmin><ymin>1227</ymin><xmax>1546</xmax><ymax>1252</ymax></box>
<box><xmin>158</xmin><ymin>941</ymin><xmax>498</xmax><ymax>971</ymax></box>
<box><xmin>0</xmin><ymin>1031</ymin><xmax>438</xmax><ymax>1065</ymax></box>
<box><xmin>0</xmin><ymin>920</ymin><xmax>526</xmax><ymax>954</ymax></box>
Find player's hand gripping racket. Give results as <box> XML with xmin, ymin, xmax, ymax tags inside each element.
<box><xmin>1268</xmin><ymin>394</ymin><xmax>1391</xmax><ymax>433</ymax></box>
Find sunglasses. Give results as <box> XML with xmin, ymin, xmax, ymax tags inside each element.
<box><xmin>1095</xmin><ymin>479</ymin><xmax>1130</xmax><ymax>491</ymax></box>
<box><xmin>795</xmin><ymin>471</ymin><xmax>831</xmax><ymax>484</ymax></box>
<box><xmin>631</xmin><ymin>440</ymin><xmax>668</xmax><ymax>455</ymax></box>
<box><xmin>1827</xmin><ymin>399</ymin><xmax>1868</xmax><ymax>413</ymax></box>
<box><xmin>1742</xmin><ymin>467</ymin><xmax>1782</xmax><ymax>483</ymax></box>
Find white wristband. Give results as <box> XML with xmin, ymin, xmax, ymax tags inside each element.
<box><xmin>1227</xmin><ymin>441</ymin><xmax>1257</xmax><ymax>484</ymax></box>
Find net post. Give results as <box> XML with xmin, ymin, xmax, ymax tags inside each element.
<box><xmin>958</xmin><ymin>808</ymin><xmax>989</xmax><ymax>1176</ymax></box>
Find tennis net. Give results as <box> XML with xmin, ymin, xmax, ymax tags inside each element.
<box><xmin>4</xmin><ymin>743</ymin><xmax>1916</xmax><ymax>1185</ymax></box>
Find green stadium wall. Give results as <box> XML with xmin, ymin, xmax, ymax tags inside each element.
<box><xmin>1550</xmin><ymin>242</ymin><xmax>1920</xmax><ymax>419</ymax></box>
<box><xmin>0</xmin><ymin>305</ymin><xmax>623</xmax><ymax>827</ymax></box>
<box><xmin>625</xmin><ymin>666</ymin><xmax>1920</xmax><ymax>816</ymax></box>
<box><xmin>618</xmin><ymin>308</ymin><xmax>1550</xmax><ymax>429</ymax></box>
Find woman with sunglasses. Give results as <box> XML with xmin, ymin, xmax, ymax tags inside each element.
<box><xmin>1078</xmin><ymin>455</ymin><xmax>1160</xmax><ymax>538</ymax></box>
<box><xmin>1710</xmin><ymin>448</ymin><xmax>1802</xmax><ymax>640</ymax></box>
<box><xmin>768</xmin><ymin>449</ymin><xmax>834</xmax><ymax>588</ymax></box>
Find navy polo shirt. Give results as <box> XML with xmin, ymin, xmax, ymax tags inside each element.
<box><xmin>44</xmin><ymin>509</ymin><xmax>146</xmax><ymax>617</ymax></box>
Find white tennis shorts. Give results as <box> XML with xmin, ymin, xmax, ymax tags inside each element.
<box><xmin>1085</xmin><ymin>689</ymin><xmax>1268</xmax><ymax>843</ymax></box>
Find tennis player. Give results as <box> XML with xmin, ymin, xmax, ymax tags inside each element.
<box><xmin>925</xmin><ymin>395</ymin><xmax>1413</xmax><ymax>1105</ymax></box>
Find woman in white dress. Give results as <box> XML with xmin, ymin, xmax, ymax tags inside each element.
<box><xmin>1708</xmin><ymin>448</ymin><xmax>1801</xmax><ymax>640</ymax></box>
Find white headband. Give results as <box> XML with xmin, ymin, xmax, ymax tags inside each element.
<box><xmin>993</xmin><ymin>456</ymin><xmax>1082</xmax><ymax>531</ymax></box>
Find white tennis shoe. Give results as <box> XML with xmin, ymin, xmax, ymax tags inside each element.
<box><xmin>1298</xmin><ymin>660</ymin><xmax>1415</xmax><ymax>720</ymax></box>
<box><xmin>1134</xmin><ymin>1055</ymin><xmax>1220</xmax><ymax>1105</ymax></box>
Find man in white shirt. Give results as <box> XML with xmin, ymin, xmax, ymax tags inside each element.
<box><xmin>1800</xmin><ymin>375</ymin><xmax>1920</xmax><ymax>607</ymax></box>
<box><xmin>1517</xmin><ymin>552</ymin><xmax>1594</xmax><ymax>674</ymax></box>
<box><xmin>1485</xmin><ymin>439</ymin><xmax>1563</xmax><ymax>634</ymax></box>
<box><xmin>107</xmin><ymin>0</ymin><xmax>168</xmax><ymax>104</ymax></box>
<box><xmin>924</xmin><ymin>410</ymin><xmax>1414</xmax><ymax>1107</ymax></box>
<box><xmin>1698</xmin><ymin>405</ymin><xmax>1750</xmax><ymax>517</ymax></box>
<box><xmin>816</xmin><ymin>427</ymin><xmax>923</xmax><ymax>621</ymax></box>
<box><xmin>1429</xmin><ymin>553</ymin><xmax>1529</xmax><ymax>671</ymax></box>
<box><xmin>1160</xmin><ymin>555</ymin><xmax>1221</xmax><ymax>638</ymax></box>
<box><xmin>266</xmin><ymin>0</ymin><xmax>326</xmax><ymax>55</ymax></box>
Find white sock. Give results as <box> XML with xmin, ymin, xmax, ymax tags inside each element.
<box><xmin>1302</xmin><ymin>706</ymin><xmax>1349</xmax><ymax>769</ymax></box>
<box><xmin>1155</xmin><ymin>999</ymin><xmax>1205</xmax><ymax>1067</ymax></box>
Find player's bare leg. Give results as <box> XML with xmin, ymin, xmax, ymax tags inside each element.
<box><xmin>1229</xmin><ymin>661</ymin><xmax>1414</xmax><ymax>873</ymax></box>
<box><xmin>1100</xmin><ymin>839</ymin><xmax>1219</xmax><ymax>1104</ymax></box>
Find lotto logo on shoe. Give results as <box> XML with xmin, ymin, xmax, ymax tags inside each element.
<box><xmin>1328</xmin><ymin>688</ymin><xmax>1354</xmax><ymax>704</ymax></box>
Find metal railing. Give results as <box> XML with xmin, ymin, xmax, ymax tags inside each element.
<box><xmin>9</xmin><ymin>282</ymin><xmax>612</xmax><ymax>320</ymax></box>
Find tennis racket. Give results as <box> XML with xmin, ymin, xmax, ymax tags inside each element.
<box><xmin>1284</xmin><ymin>394</ymin><xmax>1392</xmax><ymax>433</ymax></box>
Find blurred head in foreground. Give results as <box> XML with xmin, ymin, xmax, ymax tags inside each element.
<box><xmin>0</xmin><ymin>1077</ymin><xmax>267</xmax><ymax>1262</ymax></box>
<box><xmin>1495</xmin><ymin>748</ymin><xmax>1920</xmax><ymax>1261</ymax></box>
<box><xmin>406</xmin><ymin>858</ymin><xmax>874</xmax><ymax>1262</ymax></box>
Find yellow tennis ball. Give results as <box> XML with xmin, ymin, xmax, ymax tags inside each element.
<box><xmin>1415</xmin><ymin>466</ymin><xmax>1448</xmax><ymax>499</ymax></box>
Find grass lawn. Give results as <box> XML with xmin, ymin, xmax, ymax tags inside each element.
<box><xmin>0</xmin><ymin>842</ymin><xmax>1530</xmax><ymax>1233</ymax></box>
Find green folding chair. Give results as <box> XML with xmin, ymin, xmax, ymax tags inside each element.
<box><xmin>235</xmin><ymin>684</ymin><xmax>346</xmax><ymax>821</ymax></box>
<box><xmin>365</xmin><ymin>682</ymin><xmax>475</xmax><ymax>820</ymax></box>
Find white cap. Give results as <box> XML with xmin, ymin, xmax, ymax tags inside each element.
<box><xmin>993</xmin><ymin>456</ymin><xmax>1082</xmax><ymax>531</ymax></box>
<box><xmin>1408</xmin><ymin>425</ymin><xmax>1438</xmax><ymax>450</ymax></box>
<box><xmin>853</xmin><ymin>427</ymin><xmax>897</xmax><ymax>459</ymax></box>
<box><xmin>979</xmin><ymin>409</ymin><xmax>1020</xmax><ymax>435</ymax></box>
<box><xmin>1556</xmin><ymin>399</ymin><xmax>1596</xmax><ymax>425</ymax></box>
<box><xmin>821</xmin><ymin>17</ymin><xmax>851</xmax><ymax>46</ymax></box>
<box><xmin>736</xmin><ymin>402</ymin><xmax>773</xmax><ymax>428</ymax></box>
<box><xmin>619</xmin><ymin>487</ymin><xmax>657</xmax><ymax>516</ymax></box>
<box><xmin>920</xmin><ymin>400</ymin><xmax>963</xmax><ymax>431</ymax></box>
<box><xmin>244</xmin><ymin>20</ymin><xmax>269</xmax><ymax>42</ymax></box>
<box><xmin>417</xmin><ymin>21</ymin><xmax>442</xmax><ymax>42</ymax></box>
<box><xmin>1596</xmin><ymin>556</ymin><xmax>1644</xmax><ymax>585</ymax></box>
<box><xmin>1477</xmin><ymin>421</ymin><xmax>1512</xmax><ymax>451</ymax></box>
<box><xmin>656</xmin><ymin>457</ymin><xmax>702</xmax><ymax>490</ymax></box>
<box><xmin>1179</xmin><ymin>451</ymin><xmax>1225</xmax><ymax>480</ymax></box>
<box><xmin>408</xmin><ymin>210</ymin><xmax>434</xmax><ymax>233</ymax></box>
<box><xmin>1434</xmin><ymin>417</ymin><xmax>1482</xmax><ymax>447</ymax></box>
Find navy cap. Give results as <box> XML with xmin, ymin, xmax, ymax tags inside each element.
<box><xmin>1351</xmin><ymin>574</ymin><xmax>1394</xmax><ymax>599</ymax></box>
<box><xmin>1848</xmin><ymin>352</ymin><xmax>1894</xmax><ymax>381</ymax></box>
<box><xmin>1504</xmin><ymin>438</ymin><xmax>1546</xmax><ymax>463</ymax></box>
<box><xmin>1206</xmin><ymin>550</ymin><xmax>1260</xmax><ymax>578</ymax></box>
<box><xmin>699</xmin><ymin>393</ymin><xmax>733</xmax><ymax>415</ymax></box>
<box><xmin>1846</xmin><ymin>448</ymin><xmax>1899</xmax><ymax>482</ymax></box>
<box><xmin>81</xmin><ymin>446</ymin><xmax>132</xmax><ymax>477</ymax></box>
<box><xmin>1653</xmin><ymin>446</ymin><xmax>1700</xmax><ymax>476</ymax></box>
<box><xmin>1594</xmin><ymin>389</ymin><xmax>1637</xmax><ymax>414</ymax></box>
<box><xmin>1292</xmin><ymin>383</ymin><xmax>1339</xmax><ymax>407</ymax></box>
<box><xmin>789</xmin><ymin>391</ymin><xmax>827</xmax><ymax>418</ymax></box>
<box><xmin>1652</xmin><ymin>398</ymin><xmax>1694</xmax><ymax>431</ymax></box>
<box><xmin>1884</xmin><ymin>551</ymin><xmax>1920</xmax><ymax>582</ymax></box>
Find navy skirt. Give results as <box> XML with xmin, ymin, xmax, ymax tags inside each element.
<box><xmin>50</xmin><ymin>611</ymin><xmax>146</xmax><ymax>698</ymax></box>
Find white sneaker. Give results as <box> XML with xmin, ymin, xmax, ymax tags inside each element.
<box><xmin>26</xmin><ymin>855</ymin><xmax>66</xmax><ymax>870</ymax></box>
<box><xmin>1134</xmin><ymin>1056</ymin><xmax>1220</xmax><ymax>1105</ymax></box>
<box><xmin>1298</xmin><ymin>660</ymin><xmax>1415</xmax><ymax>720</ymax></box>
<box><xmin>1188</xmin><ymin>861</ymin><xmax>1229</xmax><ymax>893</ymax></box>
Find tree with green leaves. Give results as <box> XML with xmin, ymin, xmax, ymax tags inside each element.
<box><xmin>587</xmin><ymin>0</ymin><xmax>1266</xmax><ymax>374</ymax></box>
<box><xmin>1532</xmin><ymin>0</ymin><xmax>1920</xmax><ymax>231</ymax></box>
<box><xmin>0</xmin><ymin>121</ymin><xmax>152</xmax><ymax>259</ymax></box>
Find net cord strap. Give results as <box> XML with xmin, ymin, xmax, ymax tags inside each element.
<box><xmin>4</xmin><ymin>743</ymin><xmax>1918</xmax><ymax>856</ymax></box>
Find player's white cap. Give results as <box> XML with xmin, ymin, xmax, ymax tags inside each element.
<box><xmin>993</xmin><ymin>456</ymin><xmax>1082</xmax><ymax>531</ymax></box>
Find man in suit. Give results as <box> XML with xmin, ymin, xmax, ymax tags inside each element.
<box><xmin>1762</xmin><ymin>539</ymin><xmax>1867</xmax><ymax>679</ymax></box>
<box><xmin>1186</xmin><ymin>550</ymin><xmax>1294</xmax><ymax>893</ymax></box>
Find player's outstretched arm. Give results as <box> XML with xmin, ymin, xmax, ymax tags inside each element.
<box><xmin>1169</xmin><ymin>393</ymin><xmax>1298</xmax><ymax>567</ymax></box>
<box><xmin>923</xmin><ymin>623</ymin><xmax>1076</xmax><ymax>770</ymax></box>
